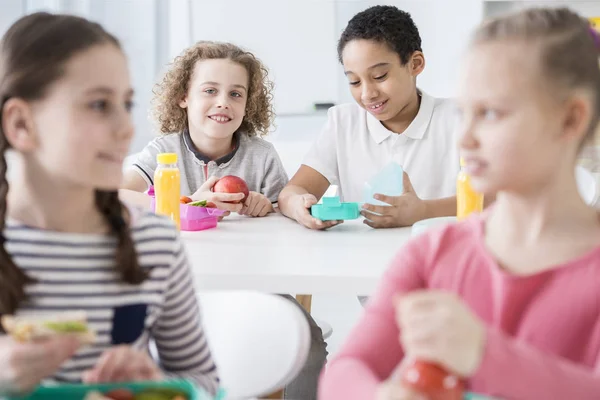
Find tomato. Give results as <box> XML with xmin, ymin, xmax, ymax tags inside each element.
<box><xmin>104</xmin><ymin>388</ymin><xmax>135</xmax><ymax>400</ymax></box>
<box><xmin>180</xmin><ymin>196</ymin><xmax>192</xmax><ymax>204</ymax></box>
<box><xmin>400</xmin><ymin>360</ymin><xmax>465</xmax><ymax>400</ymax></box>
<box><xmin>206</xmin><ymin>201</ymin><xmax>217</xmax><ymax>208</ymax></box>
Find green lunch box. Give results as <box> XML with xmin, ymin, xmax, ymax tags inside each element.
<box><xmin>311</xmin><ymin>196</ymin><xmax>360</xmax><ymax>221</ymax></box>
<box><xmin>7</xmin><ymin>380</ymin><xmax>226</xmax><ymax>400</ymax></box>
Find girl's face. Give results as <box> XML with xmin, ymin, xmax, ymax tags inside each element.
<box><xmin>3</xmin><ymin>43</ymin><xmax>134</xmax><ymax>191</ymax></box>
<box><xmin>457</xmin><ymin>41</ymin><xmax>587</xmax><ymax>196</ymax></box>
<box><xmin>341</xmin><ymin>39</ymin><xmax>423</xmax><ymax>125</ymax></box>
<box><xmin>180</xmin><ymin>58</ymin><xmax>249</xmax><ymax>142</ymax></box>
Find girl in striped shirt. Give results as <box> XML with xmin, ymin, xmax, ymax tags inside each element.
<box><xmin>0</xmin><ymin>12</ymin><xmax>218</xmax><ymax>395</ymax></box>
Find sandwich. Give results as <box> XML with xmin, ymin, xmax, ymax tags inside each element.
<box><xmin>1</xmin><ymin>310</ymin><xmax>96</xmax><ymax>344</ymax></box>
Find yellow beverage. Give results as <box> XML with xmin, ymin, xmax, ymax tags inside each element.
<box><xmin>589</xmin><ymin>17</ymin><xmax>600</xmax><ymax>33</ymax></box>
<box><xmin>154</xmin><ymin>153</ymin><xmax>180</xmax><ymax>229</ymax></box>
<box><xmin>457</xmin><ymin>158</ymin><xmax>484</xmax><ymax>221</ymax></box>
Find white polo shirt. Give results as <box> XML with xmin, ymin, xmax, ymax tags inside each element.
<box><xmin>302</xmin><ymin>90</ymin><xmax>460</xmax><ymax>202</ymax></box>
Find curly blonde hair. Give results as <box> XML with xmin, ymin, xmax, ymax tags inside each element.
<box><xmin>152</xmin><ymin>41</ymin><xmax>275</xmax><ymax>137</ymax></box>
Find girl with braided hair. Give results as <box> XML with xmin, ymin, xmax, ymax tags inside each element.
<box><xmin>0</xmin><ymin>12</ymin><xmax>218</xmax><ymax>395</ymax></box>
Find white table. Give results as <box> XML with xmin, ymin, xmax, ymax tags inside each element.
<box><xmin>182</xmin><ymin>213</ymin><xmax>412</xmax><ymax>296</ymax></box>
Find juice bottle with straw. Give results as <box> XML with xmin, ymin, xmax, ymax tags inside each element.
<box><xmin>154</xmin><ymin>153</ymin><xmax>180</xmax><ymax>229</ymax></box>
<box><xmin>457</xmin><ymin>158</ymin><xmax>484</xmax><ymax>221</ymax></box>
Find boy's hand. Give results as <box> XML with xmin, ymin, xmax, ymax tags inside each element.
<box><xmin>191</xmin><ymin>176</ymin><xmax>244</xmax><ymax>214</ymax></box>
<box><xmin>395</xmin><ymin>290</ymin><xmax>486</xmax><ymax>377</ymax></box>
<box><xmin>360</xmin><ymin>172</ymin><xmax>427</xmax><ymax>228</ymax></box>
<box><xmin>290</xmin><ymin>193</ymin><xmax>342</xmax><ymax>230</ymax></box>
<box><xmin>240</xmin><ymin>192</ymin><xmax>273</xmax><ymax>217</ymax></box>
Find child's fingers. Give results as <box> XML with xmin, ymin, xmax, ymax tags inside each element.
<box><xmin>43</xmin><ymin>336</ymin><xmax>81</xmax><ymax>368</ymax></box>
<box><xmin>373</xmin><ymin>193</ymin><xmax>402</xmax><ymax>206</ymax></box>
<box><xmin>299</xmin><ymin>212</ymin><xmax>342</xmax><ymax>230</ymax></box>
<box><xmin>199</xmin><ymin>176</ymin><xmax>219</xmax><ymax>192</ymax></box>
<box><xmin>361</xmin><ymin>203</ymin><xmax>393</xmax><ymax>216</ymax></box>
<box><xmin>117</xmin><ymin>353</ymin><xmax>152</xmax><ymax>382</ymax></box>
<box><xmin>7</xmin><ymin>337</ymin><xmax>80</xmax><ymax>392</ymax></box>
<box><xmin>302</xmin><ymin>194</ymin><xmax>318</xmax><ymax>208</ymax></box>
<box><xmin>104</xmin><ymin>347</ymin><xmax>132</xmax><ymax>383</ymax></box>
<box><xmin>10</xmin><ymin>362</ymin><xmax>58</xmax><ymax>393</ymax></box>
<box><xmin>395</xmin><ymin>385</ymin><xmax>429</xmax><ymax>400</ymax></box>
<box><xmin>377</xmin><ymin>380</ymin><xmax>428</xmax><ymax>400</ymax></box>
<box><xmin>297</xmin><ymin>207</ymin><xmax>323</xmax><ymax>228</ymax></box>
<box><xmin>362</xmin><ymin>211</ymin><xmax>395</xmax><ymax>228</ymax></box>
<box><xmin>14</xmin><ymin>336</ymin><xmax>79</xmax><ymax>364</ymax></box>
<box><xmin>211</xmin><ymin>192</ymin><xmax>245</xmax><ymax>203</ymax></box>
<box><xmin>296</xmin><ymin>194</ymin><xmax>343</xmax><ymax>229</ymax></box>
<box><xmin>247</xmin><ymin>198</ymin><xmax>262</xmax><ymax>216</ymax></box>
<box><xmin>214</xmin><ymin>201</ymin><xmax>243</xmax><ymax>213</ymax></box>
<box><xmin>257</xmin><ymin>202</ymin><xmax>271</xmax><ymax>217</ymax></box>
<box><xmin>139</xmin><ymin>358</ymin><xmax>162</xmax><ymax>381</ymax></box>
<box><xmin>323</xmin><ymin>220</ymin><xmax>344</xmax><ymax>229</ymax></box>
<box><xmin>87</xmin><ymin>346</ymin><xmax>127</xmax><ymax>383</ymax></box>
<box><xmin>218</xmin><ymin>211</ymin><xmax>231</xmax><ymax>221</ymax></box>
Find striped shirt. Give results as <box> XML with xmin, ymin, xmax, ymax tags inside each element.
<box><xmin>4</xmin><ymin>208</ymin><xmax>219</xmax><ymax>394</ymax></box>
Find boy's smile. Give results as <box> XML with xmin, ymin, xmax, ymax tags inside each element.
<box><xmin>342</xmin><ymin>39</ymin><xmax>423</xmax><ymax>133</ymax></box>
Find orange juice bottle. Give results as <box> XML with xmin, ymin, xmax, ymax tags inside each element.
<box><xmin>457</xmin><ymin>158</ymin><xmax>484</xmax><ymax>221</ymax></box>
<box><xmin>154</xmin><ymin>153</ymin><xmax>180</xmax><ymax>229</ymax></box>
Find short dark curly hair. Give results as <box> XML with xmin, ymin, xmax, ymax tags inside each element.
<box><xmin>337</xmin><ymin>5</ymin><xmax>422</xmax><ymax>65</ymax></box>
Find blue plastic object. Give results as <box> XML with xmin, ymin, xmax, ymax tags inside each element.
<box><xmin>363</xmin><ymin>162</ymin><xmax>404</xmax><ymax>206</ymax></box>
<box><xmin>311</xmin><ymin>196</ymin><xmax>360</xmax><ymax>221</ymax></box>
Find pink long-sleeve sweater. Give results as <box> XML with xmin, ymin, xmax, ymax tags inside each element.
<box><xmin>318</xmin><ymin>214</ymin><xmax>600</xmax><ymax>400</ymax></box>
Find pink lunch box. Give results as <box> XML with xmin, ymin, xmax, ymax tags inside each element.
<box><xmin>149</xmin><ymin>191</ymin><xmax>225</xmax><ymax>231</ymax></box>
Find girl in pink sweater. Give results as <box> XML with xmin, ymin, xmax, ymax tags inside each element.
<box><xmin>319</xmin><ymin>7</ymin><xmax>600</xmax><ymax>400</ymax></box>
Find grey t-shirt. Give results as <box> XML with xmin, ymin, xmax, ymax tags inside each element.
<box><xmin>133</xmin><ymin>130</ymin><xmax>288</xmax><ymax>202</ymax></box>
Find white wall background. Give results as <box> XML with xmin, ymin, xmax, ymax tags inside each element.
<box><xmin>1</xmin><ymin>0</ymin><xmax>161</xmax><ymax>154</ymax></box>
<box><xmin>188</xmin><ymin>0</ymin><xmax>339</xmax><ymax>115</ymax></box>
<box><xmin>335</xmin><ymin>1</ymin><xmax>484</xmax><ymax>104</ymax></box>
<box><xmin>0</xmin><ymin>0</ymin><xmax>490</xmax><ymax>154</ymax></box>
<box><xmin>485</xmin><ymin>0</ymin><xmax>600</xmax><ymax>18</ymax></box>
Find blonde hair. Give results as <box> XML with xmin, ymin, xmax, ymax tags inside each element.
<box><xmin>152</xmin><ymin>41</ymin><xmax>275</xmax><ymax>137</ymax></box>
<box><xmin>473</xmin><ymin>7</ymin><xmax>600</xmax><ymax>144</ymax></box>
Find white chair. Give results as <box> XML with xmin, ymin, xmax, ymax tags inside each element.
<box><xmin>576</xmin><ymin>165</ymin><xmax>598</xmax><ymax>206</ymax></box>
<box><xmin>198</xmin><ymin>291</ymin><xmax>311</xmax><ymax>399</ymax></box>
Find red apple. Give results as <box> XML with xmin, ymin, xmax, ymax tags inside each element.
<box><xmin>400</xmin><ymin>360</ymin><xmax>465</xmax><ymax>400</ymax></box>
<box><xmin>213</xmin><ymin>175</ymin><xmax>249</xmax><ymax>203</ymax></box>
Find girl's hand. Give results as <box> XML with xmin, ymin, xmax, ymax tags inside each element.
<box><xmin>82</xmin><ymin>345</ymin><xmax>162</xmax><ymax>384</ymax></box>
<box><xmin>376</xmin><ymin>380</ymin><xmax>428</xmax><ymax>400</ymax></box>
<box><xmin>0</xmin><ymin>335</ymin><xmax>81</xmax><ymax>394</ymax></box>
<box><xmin>240</xmin><ymin>192</ymin><xmax>273</xmax><ymax>217</ymax></box>
<box><xmin>395</xmin><ymin>290</ymin><xmax>486</xmax><ymax>377</ymax></box>
<box><xmin>190</xmin><ymin>176</ymin><xmax>244</xmax><ymax>214</ymax></box>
